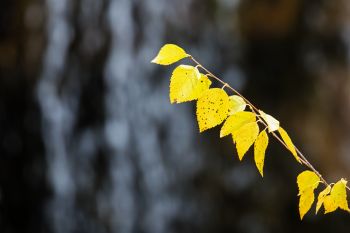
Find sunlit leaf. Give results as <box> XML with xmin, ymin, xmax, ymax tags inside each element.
<box><xmin>169</xmin><ymin>65</ymin><xmax>211</xmax><ymax>103</ymax></box>
<box><xmin>297</xmin><ymin>171</ymin><xmax>320</xmax><ymax>195</ymax></box>
<box><xmin>259</xmin><ymin>110</ymin><xmax>279</xmax><ymax>133</ymax></box>
<box><xmin>233</xmin><ymin>121</ymin><xmax>259</xmax><ymax>160</ymax></box>
<box><xmin>323</xmin><ymin>195</ymin><xmax>338</xmax><ymax>214</ymax></box>
<box><xmin>220</xmin><ymin>111</ymin><xmax>256</xmax><ymax>138</ymax></box>
<box><xmin>196</xmin><ymin>88</ymin><xmax>230</xmax><ymax>132</ymax></box>
<box><xmin>297</xmin><ymin>171</ymin><xmax>320</xmax><ymax>220</ymax></box>
<box><xmin>316</xmin><ymin>186</ymin><xmax>331</xmax><ymax>214</ymax></box>
<box><xmin>299</xmin><ymin>190</ymin><xmax>315</xmax><ymax>220</ymax></box>
<box><xmin>324</xmin><ymin>179</ymin><xmax>350</xmax><ymax>214</ymax></box>
<box><xmin>278</xmin><ymin>127</ymin><xmax>301</xmax><ymax>163</ymax></box>
<box><xmin>334</xmin><ymin>179</ymin><xmax>350</xmax><ymax>212</ymax></box>
<box><xmin>254</xmin><ymin>130</ymin><xmax>269</xmax><ymax>177</ymax></box>
<box><xmin>151</xmin><ymin>44</ymin><xmax>189</xmax><ymax>65</ymax></box>
<box><xmin>228</xmin><ymin>95</ymin><xmax>246</xmax><ymax>115</ymax></box>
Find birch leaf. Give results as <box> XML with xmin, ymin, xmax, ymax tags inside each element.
<box><xmin>254</xmin><ymin>130</ymin><xmax>269</xmax><ymax>177</ymax></box>
<box><xmin>334</xmin><ymin>179</ymin><xmax>350</xmax><ymax>212</ymax></box>
<box><xmin>259</xmin><ymin>110</ymin><xmax>279</xmax><ymax>132</ymax></box>
<box><xmin>316</xmin><ymin>186</ymin><xmax>331</xmax><ymax>214</ymax></box>
<box><xmin>169</xmin><ymin>65</ymin><xmax>211</xmax><ymax>103</ymax></box>
<box><xmin>228</xmin><ymin>95</ymin><xmax>246</xmax><ymax>115</ymax></box>
<box><xmin>151</xmin><ymin>44</ymin><xmax>189</xmax><ymax>65</ymax></box>
<box><xmin>297</xmin><ymin>171</ymin><xmax>320</xmax><ymax>220</ymax></box>
<box><xmin>196</xmin><ymin>88</ymin><xmax>230</xmax><ymax>132</ymax></box>
<box><xmin>323</xmin><ymin>195</ymin><xmax>338</xmax><ymax>214</ymax></box>
<box><xmin>297</xmin><ymin>171</ymin><xmax>320</xmax><ymax>195</ymax></box>
<box><xmin>232</xmin><ymin>121</ymin><xmax>259</xmax><ymax>160</ymax></box>
<box><xmin>299</xmin><ymin>190</ymin><xmax>316</xmax><ymax>220</ymax></box>
<box><xmin>220</xmin><ymin>111</ymin><xmax>256</xmax><ymax>138</ymax></box>
<box><xmin>278</xmin><ymin>127</ymin><xmax>301</xmax><ymax>163</ymax></box>
<box><xmin>324</xmin><ymin>179</ymin><xmax>350</xmax><ymax>214</ymax></box>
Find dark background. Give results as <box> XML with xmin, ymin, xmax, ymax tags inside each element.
<box><xmin>1</xmin><ymin>0</ymin><xmax>350</xmax><ymax>232</ymax></box>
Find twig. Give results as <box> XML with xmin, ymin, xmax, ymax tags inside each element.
<box><xmin>189</xmin><ymin>55</ymin><xmax>349</xmax><ymax>190</ymax></box>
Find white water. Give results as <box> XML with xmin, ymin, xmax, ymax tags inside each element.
<box><xmin>37</xmin><ymin>0</ymin><xmax>213</xmax><ymax>232</ymax></box>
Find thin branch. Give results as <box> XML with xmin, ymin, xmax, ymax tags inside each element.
<box><xmin>189</xmin><ymin>55</ymin><xmax>349</xmax><ymax>189</ymax></box>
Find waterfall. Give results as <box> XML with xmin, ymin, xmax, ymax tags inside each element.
<box><xmin>38</xmin><ymin>0</ymin><xmax>211</xmax><ymax>232</ymax></box>
<box><xmin>103</xmin><ymin>0</ymin><xmax>205</xmax><ymax>232</ymax></box>
<box><xmin>37</xmin><ymin>0</ymin><xmax>76</xmax><ymax>232</ymax></box>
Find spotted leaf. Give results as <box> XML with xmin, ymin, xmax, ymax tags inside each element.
<box><xmin>254</xmin><ymin>130</ymin><xmax>269</xmax><ymax>177</ymax></box>
<box><xmin>196</xmin><ymin>88</ymin><xmax>230</xmax><ymax>132</ymax></box>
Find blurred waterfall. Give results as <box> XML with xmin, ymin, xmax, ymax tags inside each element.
<box><xmin>37</xmin><ymin>0</ymin><xmax>76</xmax><ymax>232</ymax></box>
<box><xmin>38</xmin><ymin>0</ymin><xmax>213</xmax><ymax>232</ymax></box>
<box><xmin>103</xmin><ymin>0</ymin><xmax>207</xmax><ymax>231</ymax></box>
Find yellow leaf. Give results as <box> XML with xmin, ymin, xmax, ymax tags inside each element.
<box><xmin>299</xmin><ymin>189</ymin><xmax>315</xmax><ymax>220</ymax></box>
<box><xmin>259</xmin><ymin>110</ymin><xmax>279</xmax><ymax>133</ymax></box>
<box><xmin>278</xmin><ymin>127</ymin><xmax>301</xmax><ymax>163</ymax></box>
<box><xmin>228</xmin><ymin>95</ymin><xmax>246</xmax><ymax>115</ymax></box>
<box><xmin>191</xmin><ymin>74</ymin><xmax>212</xmax><ymax>99</ymax></box>
<box><xmin>323</xmin><ymin>195</ymin><xmax>337</xmax><ymax>214</ymax></box>
<box><xmin>297</xmin><ymin>171</ymin><xmax>320</xmax><ymax>195</ymax></box>
<box><xmin>297</xmin><ymin>171</ymin><xmax>320</xmax><ymax>220</ymax></box>
<box><xmin>254</xmin><ymin>130</ymin><xmax>269</xmax><ymax>177</ymax></box>
<box><xmin>316</xmin><ymin>186</ymin><xmax>331</xmax><ymax>214</ymax></box>
<box><xmin>220</xmin><ymin>111</ymin><xmax>256</xmax><ymax>138</ymax></box>
<box><xmin>169</xmin><ymin>65</ymin><xmax>211</xmax><ymax>103</ymax></box>
<box><xmin>151</xmin><ymin>44</ymin><xmax>189</xmax><ymax>65</ymax></box>
<box><xmin>232</xmin><ymin>121</ymin><xmax>259</xmax><ymax>160</ymax></box>
<box><xmin>196</xmin><ymin>88</ymin><xmax>230</xmax><ymax>132</ymax></box>
<box><xmin>334</xmin><ymin>179</ymin><xmax>350</xmax><ymax>212</ymax></box>
<box><xmin>324</xmin><ymin>179</ymin><xmax>350</xmax><ymax>214</ymax></box>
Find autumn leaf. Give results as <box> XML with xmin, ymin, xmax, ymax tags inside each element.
<box><xmin>297</xmin><ymin>171</ymin><xmax>320</xmax><ymax>219</ymax></box>
<box><xmin>254</xmin><ymin>130</ymin><xmax>269</xmax><ymax>177</ymax></box>
<box><xmin>297</xmin><ymin>171</ymin><xmax>320</xmax><ymax>195</ymax></box>
<box><xmin>259</xmin><ymin>110</ymin><xmax>279</xmax><ymax>133</ymax></box>
<box><xmin>316</xmin><ymin>186</ymin><xmax>331</xmax><ymax>214</ymax></box>
<box><xmin>228</xmin><ymin>95</ymin><xmax>246</xmax><ymax>115</ymax></box>
<box><xmin>278</xmin><ymin>127</ymin><xmax>301</xmax><ymax>163</ymax></box>
<box><xmin>333</xmin><ymin>179</ymin><xmax>350</xmax><ymax>212</ymax></box>
<box><xmin>220</xmin><ymin>111</ymin><xmax>256</xmax><ymax>138</ymax></box>
<box><xmin>169</xmin><ymin>65</ymin><xmax>211</xmax><ymax>103</ymax></box>
<box><xmin>233</xmin><ymin>121</ymin><xmax>259</xmax><ymax>160</ymax></box>
<box><xmin>323</xmin><ymin>179</ymin><xmax>350</xmax><ymax>214</ymax></box>
<box><xmin>151</xmin><ymin>44</ymin><xmax>189</xmax><ymax>65</ymax></box>
<box><xmin>323</xmin><ymin>195</ymin><xmax>337</xmax><ymax>214</ymax></box>
<box><xmin>196</xmin><ymin>88</ymin><xmax>230</xmax><ymax>132</ymax></box>
<box><xmin>190</xmin><ymin>74</ymin><xmax>212</xmax><ymax>100</ymax></box>
<box><xmin>299</xmin><ymin>190</ymin><xmax>315</xmax><ymax>220</ymax></box>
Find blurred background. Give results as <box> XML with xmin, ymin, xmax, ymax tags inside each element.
<box><xmin>1</xmin><ymin>0</ymin><xmax>350</xmax><ymax>232</ymax></box>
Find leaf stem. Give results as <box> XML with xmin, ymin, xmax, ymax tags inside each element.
<box><xmin>189</xmin><ymin>55</ymin><xmax>347</xmax><ymax>190</ymax></box>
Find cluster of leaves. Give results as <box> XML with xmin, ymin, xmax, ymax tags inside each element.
<box><xmin>297</xmin><ymin>171</ymin><xmax>349</xmax><ymax>219</ymax></box>
<box><xmin>151</xmin><ymin>44</ymin><xmax>350</xmax><ymax>220</ymax></box>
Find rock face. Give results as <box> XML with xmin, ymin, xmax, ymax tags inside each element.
<box><xmin>1</xmin><ymin>0</ymin><xmax>350</xmax><ymax>233</ymax></box>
